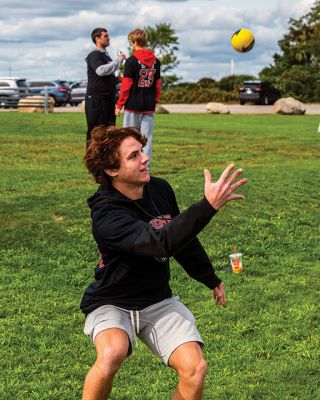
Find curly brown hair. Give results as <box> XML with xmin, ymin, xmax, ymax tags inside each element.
<box><xmin>84</xmin><ymin>125</ymin><xmax>147</xmax><ymax>188</ymax></box>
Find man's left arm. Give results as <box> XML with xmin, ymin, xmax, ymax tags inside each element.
<box><xmin>166</xmin><ymin>183</ymin><xmax>225</xmax><ymax>305</ymax></box>
<box><xmin>155</xmin><ymin>79</ymin><xmax>161</xmax><ymax>103</ymax></box>
<box><xmin>95</xmin><ymin>53</ymin><xmax>126</xmax><ymax>77</ymax></box>
<box><xmin>165</xmin><ymin>180</ymin><xmax>219</xmax><ymax>290</ymax></box>
<box><xmin>155</xmin><ymin>59</ymin><xmax>161</xmax><ymax>103</ymax></box>
<box><xmin>174</xmin><ymin>241</ymin><xmax>227</xmax><ymax>306</ymax></box>
<box><xmin>165</xmin><ymin>162</ymin><xmax>248</xmax><ymax>307</ymax></box>
<box><xmin>174</xmin><ymin>238</ymin><xmax>220</xmax><ymax>289</ymax></box>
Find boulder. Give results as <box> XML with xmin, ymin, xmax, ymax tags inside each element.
<box><xmin>18</xmin><ymin>96</ymin><xmax>55</xmax><ymax>113</ymax></box>
<box><xmin>206</xmin><ymin>102</ymin><xmax>230</xmax><ymax>114</ymax></box>
<box><xmin>273</xmin><ymin>97</ymin><xmax>306</xmax><ymax>115</ymax></box>
<box><xmin>155</xmin><ymin>104</ymin><xmax>169</xmax><ymax>114</ymax></box>
<box><xmin>80</xmin><ymin>100</ymin><xmax>85</xmax><ymax>112</ymax></box>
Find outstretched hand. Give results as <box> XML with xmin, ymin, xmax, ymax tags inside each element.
<box><xmin>204</xmin><ymin>164</ymin><xmax>247</xmax><ymax>210</ymax></box>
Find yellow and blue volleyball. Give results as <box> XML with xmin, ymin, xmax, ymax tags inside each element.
<box><xmin>231</xmin><ymin>29</ymin><xmax>255</xmax><ymax>53</ymax></box>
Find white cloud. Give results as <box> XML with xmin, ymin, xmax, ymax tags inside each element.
<box><xmin>276</xmin><ymin>0</ymin><xmax>315</xmax><ymax>20</ymax></box>
<box><xmin>0</xmin><ymin>0</ymin><xmax>317</xmax><ymax>81</ymax></box>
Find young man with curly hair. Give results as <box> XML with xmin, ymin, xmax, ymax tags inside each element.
<box><xmin>81</xmin><ymin>125</ymin><xmax>247</xmax><ymax>400</ymax></box>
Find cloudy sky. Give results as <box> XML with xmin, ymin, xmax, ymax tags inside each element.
<box><xmin>0</xmin><ymin>0</ymin><xmax>315</xmax><ymax>83</ymax></box>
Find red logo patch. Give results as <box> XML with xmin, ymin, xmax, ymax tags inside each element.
<box><xmin>149</xmin><ymin>215</ymin><xmax>171</xmax><ymax>230</ymax></box>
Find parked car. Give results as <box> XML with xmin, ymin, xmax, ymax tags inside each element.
<box><xmin>28</xmin><ymin>80</ymin><xmax>71</xmax><ymax>106</ymax></box>
<box><xmin>69</xmin><ymin>76</ymin><xmax>122</xmax><ymax>106</ymax></box>
<box><xmin>238</xmin><ymin>80</ymin><xmax>281</xmax><ymax>105</ymax></box>
<box><xmin>0</xmin><ymin>77</ymin><xmax>30</xmax><ymax>108</ymax></box>
<box><xmin>69</xmin><ymin>80</ymin><xmax>87</xmax><ymax>106</ymax></box>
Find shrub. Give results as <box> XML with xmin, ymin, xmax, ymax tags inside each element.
<box><xmin>160</xmin><ymin>86</ymin><xmax>238</xmax><ymax>104</ymax></box>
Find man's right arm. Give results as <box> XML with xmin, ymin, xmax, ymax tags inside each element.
<box><xmin>95</xmin><ymin>198</ymin><xmax>217</xmax><ymax>258</ymax></box>
<box><xmin>95</xmin><ymin>164</ymin><xmax>247</xmax><ymax>257</ymax></box>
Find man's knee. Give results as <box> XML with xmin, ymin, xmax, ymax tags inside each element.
<box><xmin>170</xmin><ymin>343</ymin><xmax>208</xmax><ymax>385</ymax></box>
<box><xmin>179</xmin><ymin>357</ymin><xmax>208</xmax><ymax>382</ymax></box>
<box><xmin>95</xmin><ymin>345</ymin><xmax>127</xmax><ymax>376</ymax></box>
<box><xmin>197</xmin><ymin>358</ymin><xmax>208</xmax><ymax>379</ymax></box>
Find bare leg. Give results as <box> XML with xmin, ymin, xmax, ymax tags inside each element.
<box><xmin>169</xmin><ymin>342</ymin><xmax>208</xmax><ymax>400</ymax></box>
<box><xmin>82</xmin><ymin>328</ymin><xmax>130</xmax><ymax>400</ymax></box>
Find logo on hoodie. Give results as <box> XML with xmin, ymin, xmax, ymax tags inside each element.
<box><xmin>149</xmin><ymin>215</ymin><xmax>171</xmax><ymax>262</ymax></box>
<box><xmin>149</xmin><ymin>214</ymin><xmax>171</xmax><ymax>230</ymax></box>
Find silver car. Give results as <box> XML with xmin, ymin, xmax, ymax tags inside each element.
<box><xmin>69</xmin><ymin>79</ymin><xmax>121</xmax><ymax>106</ymax></box>
<box><xmin>0</xmin><ymin>77</ymin><xmax>29</xmax><ymax>108</ymax></box>
<box><xmin>69</xmin><ymin>80</ymin><xmax>87</xmax><ymax>106</ymax></box>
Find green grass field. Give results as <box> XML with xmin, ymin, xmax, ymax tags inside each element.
<box><xmin>0</xmin><ymin>111</ymin><xmax>319</xmax><ymax>399</ymax></box>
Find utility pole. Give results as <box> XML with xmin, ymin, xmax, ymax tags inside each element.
<box><xmin>231</xmin><ymin>59</ymin><xmax>235</xmax><ymax>75</ymax></box>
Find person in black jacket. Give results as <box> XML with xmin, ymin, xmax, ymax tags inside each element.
<box><xmin>85</xmin><ymin>27</ymin><xmax>126</xmax><ymax>145</ymax></box>
<box><xmin>81</xmin><ymin>125</ymin><xmax>247</xmax><ymax>400</ymax></box>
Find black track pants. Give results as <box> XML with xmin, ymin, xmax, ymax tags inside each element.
<box><xmin>85</xmin><ymin>95</ymin><xmax>116</xmax><ymax>144</ymax></box>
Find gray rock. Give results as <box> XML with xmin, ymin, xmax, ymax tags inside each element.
<box><xmin>80</xmin><ymin>100</ymin><xmax>85</xmax><ymax>112</ymax></box>
<box><xmin>273</xmin><ymin>97</ymin><xmax>306</xmax><ymax>115</ymax></box>
<box><xmin>155</xmin><ymin>104</ymin><xmax>169</xmax><ymax>114</ymax></box>
<box><xmin>206</xmin><ymin>102</ymin><xmax>230</xmax><ymax>114</ymax></box>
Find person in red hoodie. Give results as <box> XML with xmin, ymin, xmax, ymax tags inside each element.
<box><xmin>115</xmin><ymin>28</ymin><xmax>161</xmax><ymax>168</ymax></box>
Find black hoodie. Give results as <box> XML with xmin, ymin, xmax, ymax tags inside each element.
<box><xmin>80</xmin><ymin>177</ymin><xmax>221</xmax><ymax>314</ymax></box>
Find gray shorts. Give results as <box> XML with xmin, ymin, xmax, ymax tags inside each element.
<box><xmin>123</xmin><ymin>111</ymin><xmax>154</xmax><ymax>165</ymax></box>
<box><xmin>83</xmin><ymin>296</ymin><xmax>203</xmax><ymax>365</ymax></box>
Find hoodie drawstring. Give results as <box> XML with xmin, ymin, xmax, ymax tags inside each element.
<box><xmin>130</xmin><ymin>310</ymin><xmax>140</xmax><ymax>347</ymax></box>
